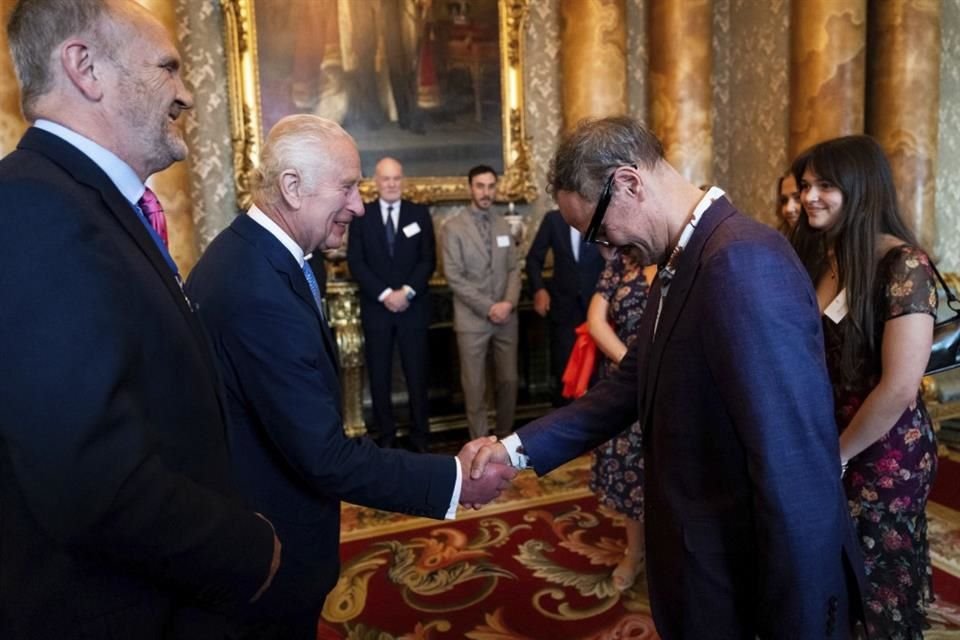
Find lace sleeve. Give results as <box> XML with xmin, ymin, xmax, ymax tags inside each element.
<box><xmin>883</xmin><ymin>245</ymin><xmax>938</xmax><ymax>321</ymax></box>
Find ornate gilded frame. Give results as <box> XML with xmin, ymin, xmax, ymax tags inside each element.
<box><xmin>221</xmin><ymin>0</ymin><xmax>536</xmax><ymax>209</ymax></box>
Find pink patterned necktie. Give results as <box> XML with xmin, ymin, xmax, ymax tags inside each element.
<box><xmin>138</xmin><ymin>187</ymin><xmax>168</xmax><ymax>247</ymax></box>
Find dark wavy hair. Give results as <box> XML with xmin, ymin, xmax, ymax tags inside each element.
<box><xmin>790</xmin><ymin>135</ymin><xmax>919</xmax><ymax>380</ymax></box>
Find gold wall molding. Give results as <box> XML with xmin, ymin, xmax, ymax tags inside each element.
<box><xmin>222</xmin><ymin>0</ymin><xmax>536</xmax><ymax>208</ymax></box>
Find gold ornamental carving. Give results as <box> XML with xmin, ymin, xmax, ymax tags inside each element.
<box><xmin>326</xmin><ymin>281</ymin><xmax>366</xmax><ymax>436</ymax></box>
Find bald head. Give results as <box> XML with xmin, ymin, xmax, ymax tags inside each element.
<box><xmin>374</xmin><ymin>156</ymin><xmax>404</xmax><ymax>204</ymax></box>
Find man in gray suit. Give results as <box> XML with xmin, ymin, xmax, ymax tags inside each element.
<box><xmin>442</xmin><ymin>165</ymin><xmax>521</xmax><ymax>439</ymax></box>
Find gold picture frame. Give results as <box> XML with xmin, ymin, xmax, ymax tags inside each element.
<box><xmin>221</xmin><ymin>0</ymin><xmax>537</xmax><ymax>208</ymax></box>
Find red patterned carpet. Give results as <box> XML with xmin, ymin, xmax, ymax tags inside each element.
<box><xmin>317</xmin><ymin>455</ymin><xmax>960</xmax><ymax>639</ymax></box>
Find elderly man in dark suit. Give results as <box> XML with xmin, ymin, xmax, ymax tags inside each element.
<box><xmin>347</xmin><ymin>157</ymin><xmax>435</xmax><ymax>452</ymax></box>
<box><xmin>0</xmin><ymin>1</ymin><xmax>281</xmax><ymax>638</ymax></box>
<box><xmin>471</xmin><ymin>116</ymin><xmax>865</xmax><ymax>639</ymax></box>
<box><xmin>526</xmin><ymin>209</ymin><xmax>605</xmax><ymax>405</ymax></box>
<box><xmin>186</xmin><ymin>115</ymin><xmax>516</xmax><ymax>640</ymax></box>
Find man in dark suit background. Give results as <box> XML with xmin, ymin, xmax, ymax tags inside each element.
<box><xmin>526</xmin><ymin>209</ymin><xmax>605</xmax><ymax>405</ymax></box>
<box><xmin>186</xmin><ymin>114</ymin><xmax>516</xmax><ymax>639</ymax></box>
<box><xmin>0</xmin><ymin>1</ymin><xmax>280</xmax><ymax>638</ymax></box>
<box><xmin>347</xmin><ymin>157</ymin><xmax>435</xmax><ymax>452</ymax></box>
<box><xmin>471</xmin><ymin>116</ymin><xmax>865</xmax><ymax>638</ymax></box>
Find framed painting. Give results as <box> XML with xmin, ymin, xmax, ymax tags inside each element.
<box><xmin>222</xmin><ymin>0</ymin><xmax>537</xmax><ymax>207</ymax></box>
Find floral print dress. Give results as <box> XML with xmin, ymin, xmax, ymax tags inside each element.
<box><xmin>824</xmin><ymin>245</ymin><xmax>939</xmax><ymax>639</ymax></box>
<box><xmin>589</xmin><ymin>254</ymin><xmax>649</xmax><ymax>520</ymax></box>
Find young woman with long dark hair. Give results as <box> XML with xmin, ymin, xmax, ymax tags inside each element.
<box><xmin>791</xmin><ymin>135</ymin><xmax>938</xmax><ymax>639</ymax></box>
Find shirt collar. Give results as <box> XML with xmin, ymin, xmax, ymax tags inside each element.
<box><xmin>34</xmin><ymin>119</ymin><xmax>145</xmax><ymax>206</ymax></box>
<box><xmin>247</xmin><ymin>204</ymin><xmax>306</xmax><ymax>267</ymax></box>
<box><xmin>380</xmin><ymin>198</ymin><xmax>400</xmax><ymax>222</ymax></box>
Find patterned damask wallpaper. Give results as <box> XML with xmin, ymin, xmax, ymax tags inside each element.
<box><xmin>938</xmin><ymin>0</ymin><xmax>960</xmax><ymax>270</ymax></box>
<box><xmin>179</xmin><ymin>0</ymin><xmax>958</xmax><ymax>269</ymax></box>
<box><xmin>712</xmin><ymin>0</ymin><xmax>791</xmax><ymax>228</ymax></box>
<box><xmin>175</xmin><ymin>0</ymin><xmax>238</xmax><ymax>250</ymax></box>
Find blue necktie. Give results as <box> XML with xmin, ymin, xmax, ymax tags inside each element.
<box><xmin>385</xmin><ymin>205</ymin><xmax>396</xmax><ymax>257</ymax></box>
<box><xmin>302</xmin><ymin>261</ymin><xmax>324</xmax><ymax>315</ymax></box>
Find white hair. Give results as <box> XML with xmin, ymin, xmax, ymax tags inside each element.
<box><xmin>252</xmin><ymin>114</ymin><xmax>353</xmax><ymax>206</ymax></box>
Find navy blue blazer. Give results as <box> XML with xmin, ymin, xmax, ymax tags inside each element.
<box><xmin>186</xmin><ymin>213</ymin><xmax>456</xmax><ymax>616</ymax></box>
<box><xmin>0</xmin><ymin>128</ymin><xmax>275</xmax><ymax>639</ymax></box>
<box><xmin>517</xmin><ymin>198</ymin><xmax>864</xmax><ymax>638</ymax></box>
<box><xmin>525</xmin><ymin>210</ymin><xmax>604</xmax><ymax>326</ymax></box>
<box><xmin>347</xmin><ymin>199</ymin><xmax>435</xmax><ymax>330</ymax></box>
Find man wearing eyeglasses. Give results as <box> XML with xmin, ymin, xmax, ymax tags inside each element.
<box><xmin>468</xmin><ymin>117</ymin><xmax>865</xmax><ymax>638</ymax></box>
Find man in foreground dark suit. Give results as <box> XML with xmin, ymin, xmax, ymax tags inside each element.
<box><xmin>186</xmin><ymin>114</ymin><xmax>516</xmax><ymax>640</ymax></box>
<box><xmin>471</xmin><ymin>116</ymin><xmax>865</xmax><ymax>638</ymax></box>
<box><xmin>526</xmin><ymin>209</ymin><xmax>605</xmax><ymax>405</ymax></box>
<box><xmin>347</xmin><ymin>157</ymin><xmax>435</xmax><ymax>451</ymax></box>
<box><xmin>0</xmin><ymin>1</ymin><xmax>280</xmax><ymax>638</ymax></box>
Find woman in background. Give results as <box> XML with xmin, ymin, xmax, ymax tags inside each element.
<box><xmin>587</xmin><ymin>246</ymin><xmax>652</xmax><ymax>593</ymax></box>
<box><xmin>791</xmin><ymin>135</ymin><xmax>938</xmax><ymax>639</ymax></box>
<box><xmin>777</xmin><ymin>171</ymin><xmax>802</xmax><ymax>234</ymax></box>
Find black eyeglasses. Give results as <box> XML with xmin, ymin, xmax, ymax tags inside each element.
<box><xmin>583</xmin><ymin>164</ymin><xmax>635</xmax><ymax>246</ymax></box>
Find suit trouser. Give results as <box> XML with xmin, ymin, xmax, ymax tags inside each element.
<box><xmin>363</xmin><ymin>323</ymin><xmax>430</xmax><ymax>447</ymax></box>
<box><xmin>456</xmin><ymin>317</ymin><xmax>518</xmax><ymax>439</ymax></box>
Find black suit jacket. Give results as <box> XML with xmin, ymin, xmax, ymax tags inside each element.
<box><xmin>517</xmin><ymin>199</ymin><xmax>864</xmax><ymax>638</ymax></box>
<box><xmin>186</xmin><ymin>213</ymin><xmax>456</xmax><ymax>618</ymax></box>
<box><xmin>0</xmin><ymin>128</ymin><xmax>275</xmax><ymax>639</ymax></box>
<box><xmin>347</xmin><ymin>199</ymin><xmax>435</xmax><ymax>330</ymax></box>
<box><xmin>525</xmin><ymin>210</ymin><xmax>605</xmax><ymax>326</ymax></box>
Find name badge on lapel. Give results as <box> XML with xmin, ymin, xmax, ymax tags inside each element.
<box><xmin>824</xmin><ymin>289</ymin><xmax>848</xmax><ymax>323</ymax></box>
<box><xmin>403</xmin><ymin>222</ymin><xmax>421</xmax><ymax>238</ymax></box>
<box><xmin>496</xmin><ymin>235</ymin><xmax>511</xmax><ymax>248</ymax></box>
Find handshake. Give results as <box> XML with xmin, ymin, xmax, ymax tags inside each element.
<box><xmin>456</xmin><ymin>436</ymin><xmax>516</xmax><ymax>509</ymax></box>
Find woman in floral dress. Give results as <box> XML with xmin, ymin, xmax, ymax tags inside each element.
<box><xmin>791</xmin><ymin>135</ymin><xmax>939</xmax><ymax>639</ymax></box>
<box><xmin>587</xmin><ymin>246</ymin><xmax>650</xmax><ymax>592</ymax></box>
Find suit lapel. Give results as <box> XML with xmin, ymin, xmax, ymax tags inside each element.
<box><xmin>641</xmin><ymin>198</ymin><xmax>737</xmax><ymax>422</ymax></box>
<box><xmin>17</xmin><ymin>128</ymin><xmax>229</xmax><ymax>410</ymax></box>
<box><xmin>233</xmin><ymin>215</ymin><xmax>341</xmax><ymax>372</ymax></box>
<box><xmin>20</xmin><ymin>129</ymin><xmax>193</xmax><ymax>321</ymax></box>
<box><xmin>463</xmin><ymin>211</ymin><xmax>491</xmax><ymax>258</ymax></box>
<box><xmin>580</xmin><ymin>238</ymin><xmax>599</xmax><ymax>266</ymax></box>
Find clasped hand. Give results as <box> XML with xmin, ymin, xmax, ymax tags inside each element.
<box><xmin>383</xmin><ymin>289</ymin><xmax>410</xmax><ymax>313</ymax></box>
<box><xmin>456</xmin><ymin>436</ymin><xmax>517</xmax><ymax>509</ymax></box>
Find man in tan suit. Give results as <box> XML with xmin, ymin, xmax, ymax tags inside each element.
<box><xmin>442</xmin><ymin>165</ymin><xmax>521</xmax><ymax>439</ymax></box>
